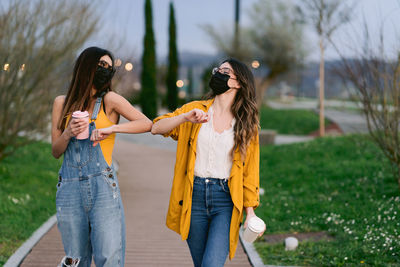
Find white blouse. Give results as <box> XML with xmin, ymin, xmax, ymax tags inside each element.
<box><xmin>194</xmin><ymin>106</ymin><xmax>236</xmax><ymax>179</ymax></box>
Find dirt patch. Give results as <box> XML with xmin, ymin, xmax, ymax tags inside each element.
<box><xmin>309</xmin><ymin>122</ymin><xmax>343</xmax><ymax>137</ymax></box>
<box><xmin>263</xmin><ymin>231</ymin><xmax>334</xmax><ymax>244</ymax></box>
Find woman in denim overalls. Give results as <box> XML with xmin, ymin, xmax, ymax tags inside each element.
<box><xmin>51</xmin><ymin>47</ymin><xmax>152</xmax><ymax>267</ymax></box>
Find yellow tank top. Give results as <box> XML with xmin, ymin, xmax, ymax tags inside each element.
<box><xmin>65</xmin><ymin>104</ymin><xmax>116</xmax><ymax>166</ymax></box>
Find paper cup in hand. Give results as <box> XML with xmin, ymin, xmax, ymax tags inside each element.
<box><xmin>72</xmin><ymin>111</ymin><xmax>89</xmax><ymax>140</ymax></box>
<box><xmin>243</xmin><ymin>216</ymin><xmax>266</xmax><ymax>243</ymax></box>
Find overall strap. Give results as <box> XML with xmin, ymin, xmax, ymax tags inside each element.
<box><xmin>91</xmin><ymin>92</ymin><xmax>106</xmax><ymax>121</ymax></box>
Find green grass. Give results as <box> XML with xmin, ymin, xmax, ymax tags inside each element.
<box><xmin>260</xmin><ymin>106</ymin><xmax>329</xmax><ymax>135</ymax></box>
<box><xmin>255</xmin><ymin>135</ymin><xmax>400</xmax><ymax>266</ymax></box>
<box><xmin>0</xmin><ymin>141</ymin><xmax>61</xmax><ymax>265</ymax></box>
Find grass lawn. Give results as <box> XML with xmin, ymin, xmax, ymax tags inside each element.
<box><xmin>0</xmin><ymin>141</ymin><xmax>61</xmax><ymax>265</ymax></box>
<box><xmin>255</xmin><ymin>135</ymin><xmax>400</xmax><ymax>266</ymax></box>
<box><xmin>260</xmin><ymin>106</ymin><xmax>330</xmax><ymax>135</ymax></box>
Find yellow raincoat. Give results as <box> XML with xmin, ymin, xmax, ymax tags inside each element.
<box><xmin>153</xmin><ymin>99</ymin><xmax>260</xmax><ymax>259</ymax></box>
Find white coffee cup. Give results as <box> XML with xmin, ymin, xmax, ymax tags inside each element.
<box><xmin>242</xmin><ymin>216</ymin><xmax>266</xmax><ymax>243</ymax></box>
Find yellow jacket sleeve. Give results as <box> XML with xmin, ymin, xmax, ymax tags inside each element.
<box><xmin>243</xmin><ymin>132</ymin><xmax>260</xmax><ymax>208</ymax></box>
<box><xmin>153</xmin><ymin>105</ymin><xmax>187</xmax><ymax>141</ymax></box>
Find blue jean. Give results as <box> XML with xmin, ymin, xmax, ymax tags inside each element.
<box><xmin>187</xmin><ymin>176</ymin><xmax>233</xmax><ymax>267</ymax></box>
<box><xmin>56</xmin><ymin>96</ymin><xmax>125</xmax><ymax>267</ymax></box>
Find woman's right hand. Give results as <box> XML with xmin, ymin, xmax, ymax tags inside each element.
<box><xmin>183</xmin><ymin>109</ymin><xmax>209</xmax><ymax>124</ymax></box>
<box><xmin>65</xmin><ymin>118</ymin><xmax>89</xmax><ymax>138</ymax></box>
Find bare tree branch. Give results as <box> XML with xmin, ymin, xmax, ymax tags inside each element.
<box><xmin>0</xmin><ymin>0</ymin><xmax>99</xmax><ymax>161</ymax></box>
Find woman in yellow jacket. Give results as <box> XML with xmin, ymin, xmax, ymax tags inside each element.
<box><xmin>152</xmin><ymin>58</ymin><xmax>263</xmax><ymax>266</ymax></box>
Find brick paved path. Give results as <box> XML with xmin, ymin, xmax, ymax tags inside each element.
<box><xmin>21</xmin><ymin>140</ymin><xmax>251</xmax><ymax>266</ymax></box>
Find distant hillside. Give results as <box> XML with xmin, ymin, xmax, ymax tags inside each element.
<box><xmin>161</xmin><ymin>51</ymin><xmax>357</xmax><ymax>99</ymax></box>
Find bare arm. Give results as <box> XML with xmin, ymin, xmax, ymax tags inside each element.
<box><xmin>51</xmin><ymin>96</ymin><xmax>88</xmax><ymax>158</ymax></box>
<box><xmin>151</xmin><ymin>109</ymin><xmax>209</xmax><ymax>135</ymax></box>
<box><xmin>107</xmin><ymin>92</ymin><xmax>152</xmax><ymax>133</ymax></box>
<box><xmin>90</xmin><ymin>92</ymin><xmax>153</xmax><ymax>145</ymax></box>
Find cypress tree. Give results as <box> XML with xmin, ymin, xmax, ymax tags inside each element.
<box><xmin>201</xmin><ymin>65</ymin><xmax>213</xmax><ymax>96</ymax></box>
<box><xmin>166</xmin><ymin>2</ymin><xmax>178</xmax><ymax>111</ymax></box>
<box><xmin>140</xmin><ymin>0</ymin><xmax>157</xmax><ymax>119</ymax></box>
<box><xmin>187</xmin><ymin>66</ymin><xmax>193</xmax><ymax>100</ymax></box>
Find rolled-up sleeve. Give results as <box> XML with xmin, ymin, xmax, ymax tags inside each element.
<box><xmin>153</xmin><ymin>106</ymin><xmax>186</xmax><ymax>141</ymax></box>
<box><xmin>243</xmin><ymin>132</ymin><xmax>260</xmax><ymax>208</ymax></box>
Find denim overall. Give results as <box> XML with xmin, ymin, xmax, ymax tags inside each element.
<box><xmin>56</xmin><ymin>96</ymin><xmax>125</xmax><ymax>267</ymax></box>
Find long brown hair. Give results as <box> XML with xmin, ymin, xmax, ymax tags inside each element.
<box><xmin>207</xmin><ymin>58</ymin><xmax>260</xmax><ymax>159</ymax></box>
<box><xmin>57</xmin><ymin>47</ymin><xmax>114</xmax><ymax>131</ymax></box>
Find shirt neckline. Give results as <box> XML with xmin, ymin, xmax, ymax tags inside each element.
<box><xmin>209</xmin><ymin>106</ymin><xmax>235</xmax><ymax>135</ymax></box>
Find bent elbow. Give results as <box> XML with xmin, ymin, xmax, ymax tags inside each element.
<box><xmin>151</xmin><ymin>124</ymin><xmax>159</xmax><ymax>135</ymax></box>
<box><xmin>52</xmin><ymin>148</ymin><xmax>61</xmax><ymax>159</ymax></box>
<box><xmin>146</xmin><ymin>120</ymin><xmax>153</xmax><ymax>132</ymax></box>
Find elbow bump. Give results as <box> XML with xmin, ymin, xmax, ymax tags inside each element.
<box><xmin>147</xmin><ymin>120</ymin><xmax>153</xmax><ymax>131</ymax></box>
<box><xmin>150</xmin><ymin>125</ymin><xmax>158</xmax><ymax>135</ymax></box>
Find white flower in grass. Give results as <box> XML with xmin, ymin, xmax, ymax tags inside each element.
<box><xmin>259</xmin><ymin>188</ymin><xmax>265</xmax><ymax>196</ymax></box>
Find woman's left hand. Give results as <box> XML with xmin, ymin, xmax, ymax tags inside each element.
<box><xmin>244</xmin><ymin>207</ymin><xmax>265</xmax><ymax>237</ymax></box>
<box><xmin>91</xmin><ymin>126</ymin><xmax>114</xmax><ymax>146</ymax></box>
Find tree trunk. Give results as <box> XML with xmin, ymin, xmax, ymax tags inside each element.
<box><xmin>256</xmin><ymin>77</ymin><xmax>273</xmax><ymax>109</ymax></box>
<box><xmin>319</xmin><ymin>37</ymin><xmax>325</xmax><ymax>137</ymax></box>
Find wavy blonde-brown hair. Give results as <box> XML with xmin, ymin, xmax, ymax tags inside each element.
<box><xmin>207</xmin><ymin>58</ymin><xmax>260</xmax><ymax>159</ymax></box>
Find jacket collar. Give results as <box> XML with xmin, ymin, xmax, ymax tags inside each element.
<box><xmin>201</xmin><ymin>98</ymin><xmax>215</xmax><ymax>111</ymax></box>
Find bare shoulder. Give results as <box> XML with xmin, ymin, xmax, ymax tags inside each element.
<box><xmin>104</xmin><ymin>91</ymin><xmax>125</xmax><ymax>104</ymax></box>
<box><xmin>53</xmin><ymin>95</ymin><xmax>66</xmax><ymax>108</ymax></box>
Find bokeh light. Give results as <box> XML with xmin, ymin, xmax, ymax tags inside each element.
<box><xmin>115</xmin><ymin>59</ymin><xmax>122</xmax><ymax>67</ymax></box>
<box><xmin>176</xmin><ymin>80</ymin><xmax>184</xmax><ymax>88</ymax></box>
<box><xmin>251</xmin><ymin>60</ymin><xmax>260</xmax><ymax>69</ymax></box>
<box><xmin>125</xmin><ymin>62</ymin><xmax>133</xmax><ymax>71</ymax></box>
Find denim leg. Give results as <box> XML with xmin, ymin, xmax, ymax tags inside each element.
<box><xmin>187</xmin><ymin>177</ymin><xmax>233</xmax><ymax>267</ymax></box>
<box><xmin>90</xmin><ymin>174</ymin><xmax>124</xmax><ymax>267</ymax></box>
<box><xmin>187</xmin><ymin>213</ymin><xmax>209</xmax><ymax>267</ymax></box>
<box><xmin>201</xmin><ymin>207</ymin><xmax>232</xmax><ymax>267</ymax></box>
<box><xmin>56</xmin><ymin>181</ymin><xmax>92</xmax><ymax>267</ymax></box>
<box><xmin>187</xmin><ymin>181</ymin><xmax>209</xmax><ymax>267</ymax></box>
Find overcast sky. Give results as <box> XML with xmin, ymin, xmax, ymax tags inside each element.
<box><xmin>84</xmin><ymin>0</ymin><xmax>400</xmax><ymax>62</ymax></box>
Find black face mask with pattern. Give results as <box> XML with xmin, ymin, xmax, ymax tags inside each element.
<box><xmin>209</xmin><ymin>72</ymin><xmax>230</xmax><ymax>95</ymax></box>
<box><xmin>93</xmin><ymin>66</ymin><xmax>115</xmax><ymax>91</ymax></box>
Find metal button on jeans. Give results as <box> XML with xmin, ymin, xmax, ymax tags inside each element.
<box><xmin>205</xmin><ymin>179</ymin><xmax>209</xmax><ymax>183</ymax></box>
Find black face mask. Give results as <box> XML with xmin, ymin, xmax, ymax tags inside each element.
<box><xmin>93</xmin><ymin>66</ymin><xmax>115</xmax><ymax>91</ymax></box>
<box><xmin>209</xmin><ymin>72</ymin><xmax>230</xmax><ymax>95</ymax></box>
